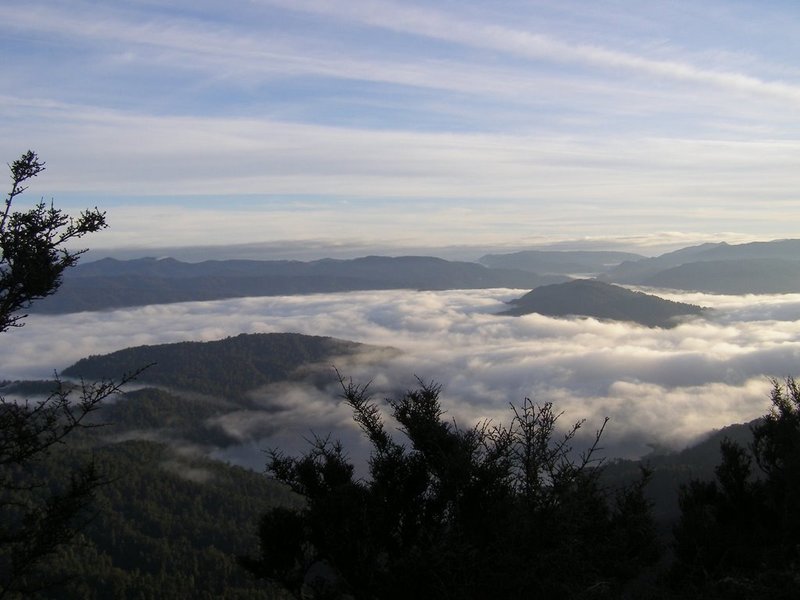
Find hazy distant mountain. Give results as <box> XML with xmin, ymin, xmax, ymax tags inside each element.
<box><xmin>601</xmin><ymin>239</ymin><xmax>800</xmax><ymax>290</ymax></box>
<box><xmin>502</xmin><ymin>279</ymin><xmax>703</xmax><ymax>327</ymax></box>
<box><xmin>63</xmin><ymin>332</ymin><xmax>391</xmax><ymax>402</ymax></box>
<box><xmin>599</xmin><ymin>242</ymin><xmax>725</xmax><ymax>283</ymax></box>
<box><xmin>31</xmin><ymin>255</ymin><xmax>568</xmax><ymax>314</ymax></box>
<box><xmin>478</xmin><ymin>250</ymin><xmax>644</xmax><ymax>275</ymax></box>
<box><xmin>642</xmin><ymin>258</ymin><xmax>800</xmax><ymax>293</ymax></box>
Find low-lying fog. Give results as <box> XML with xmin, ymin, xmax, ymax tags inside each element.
<box><xmin>4</xmin><ymin>287</ymin><xmax>799</xmax><ymax>467</ymax></box>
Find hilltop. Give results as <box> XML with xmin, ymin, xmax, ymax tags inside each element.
<box><xmin>502</xmin><ymin>279</ymin><xmax>704</xmax><ymax>327</ymax></box>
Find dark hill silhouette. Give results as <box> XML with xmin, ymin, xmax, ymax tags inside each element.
<box><xmin>63</xmin><ymin>332</ymin><xmax>393</xmax><ymax>402</ymax></box>
<box><xmin>502</xmin><ymin>279</ymin><xmax>703</xmax><ymax>327</ymax></box>
<box><xmin>601</xmin><ymin>420</ymin><xmax>756</xmax><ymax>523</ymax></box>
<box><xmin>642</xmin><ymin>258</ymin><xmax>800</xmax><ymax>293</ymax></box>
<box><xmin>600</xmin><ymin>242</ymin><xmax>724</xmax><ymax>283</ymax></box>
<box><xmin>478</xmin><ymin>249</ymin><xmax>643</xmax><ymax>275</ymax></box>
<box><xmin>601</xmin><ymin>238</ymin><xmax>800</xmax><ymax>289</ymax></box>
<box><xmin>30</xmin><ymin>256</ymin><xmax>567</xmax><ymax>314</ymax></box>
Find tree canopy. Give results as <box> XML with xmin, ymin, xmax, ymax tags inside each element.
<box><xmin>242</xmin><ymin>375</ymin><xmax>659</xmax><ymax>599</ymax></box>
<box><xmin>672</xmin><ymin>378</ymin><xmax>800</xmax><ymax>598</ymax></box>
<box><xmin>0</xmin><ymin>151</ymin><xmax>134</xmax><ymax>598</ymax></box>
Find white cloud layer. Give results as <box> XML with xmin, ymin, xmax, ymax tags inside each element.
<box><xmin>2</xmin><ymin>288</ymin><xmax>797</xmax><ymax>464</ymax></box>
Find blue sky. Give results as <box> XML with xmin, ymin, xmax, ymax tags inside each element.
<box><xmin>2</xmin><ymin>0</ymin><xmax>800</xmax><ymax>255</ymax></box>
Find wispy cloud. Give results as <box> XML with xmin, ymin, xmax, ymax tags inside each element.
<box><xmin>2</xmin><ymin>1</ymin><xmax>799</xmax><ymax>248</ymax></box>
<box><xmin>261</xmin><ymin>0</ymin><xmax>800</xmax><ymax>102</ymax></box>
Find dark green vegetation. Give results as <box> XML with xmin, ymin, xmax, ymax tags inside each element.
<box><xmin>602</xmin><ymin>421</ymin><xmax>755</xmax><ymax>523</ymax></box>
<box><xmin>15</xmin><ymin>435</ymin><xmax>299</xmax><ymax>600</ymax></box>
<box><xmin>0</xmin><ymin>151</ymin><xmax>133</xmax><ymax>598</ymax></box>
<box><xmin>0</xmin><ymin>151</ymin><xmax>107</xmax><ymax>332</ymax></box>
<box><xmin>669</xmin><ymin>379</ymin><xmax>800</xmax><ymax>598</ymax></box>
<box><xmin>246</xmin><ymin>378</ymin><xmax>800</xmax><ymax>599</ymax></box>
<box><xmin>60</xmin><ymin>332</ymin><xmax>391</xmax><ymax>450</ymax></box>
<box><xmin>64</xmin><ymin>332</ymin><xmax>391</xmax><ymax>402</ymax></box>
<box><xmin>0</xmin><ymin>154</ymin><xmax>391</xmax><ymax>600</ymax></box>
<box><xmin>29</xmin><ymin>255</ymin><xmax>567</xmax><ymax>314</ymax></box>
<box><xmin>2</xmin><ymin>331</ymin><xmax>384</xmax><ymax>598</ymax></box>
<box><xmin>243</xmin><ymin>379</ymin><xmax>660</xmax><ymax>599</ymax></box>
<box><xmin>502</xmin><ymin>279</ymin><xmax>704</xmax><ymax>327</ymax></box>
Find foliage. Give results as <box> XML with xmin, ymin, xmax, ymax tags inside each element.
<box><xmin>242</xmin><ymin>375</ymin><xmax>659</xmax><ymax>599</ymax></box>
<box><xmin>63</xmin><ymin>333</ymin><xmax>386</xmax><ymax>402</ymax></box>
<box><xmin>671</xmin><ymin>378</ymin><xmax>800</xmax><ymax>597</ymax></box>
<box><xmin>0</xmin><ymin>151</ymin><xmax>131</xmax><ymax>598</ymax></box>
<box><xmin>0</xmin><ymin>151</ymin><xmax>106</xmax><ymax>332</ymax></box>
<box><xmin>18</xmin><ymin>436</ymin><xmax>300</xmax><ymax>600</ymax></box>
<box><xmin>503</xmin><ymin>279</ymin><xmax>703</xmax><ymax>328</ymax></box>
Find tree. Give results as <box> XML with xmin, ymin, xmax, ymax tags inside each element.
<box><xmin>242</xmin><ymin>374</ymin><xmax>659</xmax><ymax>599</ymax></box>
<box><xmin>0</xmin><ymin>151</ymin><xmax>137</xmax><ymax>598</ymax></box>
<box><xmin>0</xmin><ymin>151</ymin><xmax>107</xmax><ymax>333</ymax></box>
<box><xmin>672</xmin><ymin>378</ymin><xmax>800</xmax><ymax>598</ymax></box>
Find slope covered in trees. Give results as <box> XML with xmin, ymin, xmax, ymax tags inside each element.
<box><xmin>15</xmin><ymin>435</ymin><xmax>299</xmax><ymax>599</ymax></box>
<box><xmin>502</xmin><ymin>279</ymin><xmax>703</xmax><ymax>327</ymax></box>
<box><xmin>243</xmin><ymin>375</ymin><xmax>800</xmax><ymax>599</ymax></box>
<box><xmin>0</xmin><ymin>151</ymin><xmax>134</xmax><ymax>597</ymax></box>
<box><xmin>669</xmin><ymin>379</ymin><xmax>800</xmax><ymax>598</ymax></box>
<box><xmin>63</xmin><ymin>333</ymin><xmax>393</xmax><ymax>402</ymax></box>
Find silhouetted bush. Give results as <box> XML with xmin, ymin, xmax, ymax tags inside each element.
<box><xmin>242</xmin><ymin>376</ymin><xmax>659</xmax><ymax>599</ymax></box>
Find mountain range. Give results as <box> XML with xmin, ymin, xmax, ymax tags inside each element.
<box><xmin>25</xmin><ymin>238</ymin><xmax>800</xmax><ymax>321</ymax></box>
<box><xmin>30</xmin><ymin>256</ymin><xmax>567</xmax><ymax>314</ymax></box>
<box><xmin>599</xmin><ymin>239</ymin><xmax>800</xmax><ymax>292</ymax></box>
<box><xmin>478</xmin><ymin>249</ymin><xmax>644</xmax><ymax>275</ymax></box>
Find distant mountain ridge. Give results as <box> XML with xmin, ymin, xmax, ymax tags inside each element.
<box><xmin>29</xmin><ymin>238</ymin><xmax>800</xmax><ymax>316</ymax></box>
<box><xmin>30</xmin><ymin>255</ymin><xmax>568</xmax><ymax>314</ymax></box>
<box><xmin>643</xmin><ymin>258</ymin><xmax>800</xmax><ymax>294</ymax></box>
<box><xmin>502</xmin><ymin>279</ymin><xmax>704</xmax><ymax>327</ymax></box>
<box><xmin>478</xmin><ymin>250</ymin><xmax>644</xmax><ymax>275</ymax></box>
<box><xmin>600</xmin><ymin>238</ymin><xmax>800</xmax><ymax>292</ymax></box>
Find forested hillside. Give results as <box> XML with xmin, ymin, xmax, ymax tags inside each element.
<box><xmin>502</xmin><ymin>279</ymin><xmax>704</xmax><ymax>327</ymax></box>
<box><xmin>63</xmin><ymin>333</ymin><xmax>392</xmax><ymax>401</ymax></box>
<box><xmin>18</xmin><ymin>435</ymin><xmax>299</xmax><ymax>599</ymax></box>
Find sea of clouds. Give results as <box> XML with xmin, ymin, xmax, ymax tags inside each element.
<box><xmin>3</xmin><ymin>287</ymin><xmax>799</xmax><ymax>467</ymax></box>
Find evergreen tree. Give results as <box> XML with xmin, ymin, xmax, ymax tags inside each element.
<box><xmin>243</xmin><ymin>375</ymin><xmax>659</xmax><ymax>599</ymax></box>
<box><xmin>672</xmin><ymin>378</ymin><xmax>800</xmax><ymax>598</ymax></box>
<box><xmin>0</xmin><ymin>151</ymin><xmax>135</xmax><ymax>597</ymax></box>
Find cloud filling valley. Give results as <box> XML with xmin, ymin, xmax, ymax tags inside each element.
<box><xmin>3</xmin><ymin>287</ymin><xmax>798</xmax><ymax>466</ymax></box>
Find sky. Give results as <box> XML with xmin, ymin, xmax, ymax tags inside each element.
<box><xmin>3</xmin><ymin>288</ymin><xmax>799</xmax><ymax>465</ymax></box>
<box><xmin>2</xmin><ymin>0</ymin><xmax>800</xmax><ymax>256</ymax></box>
